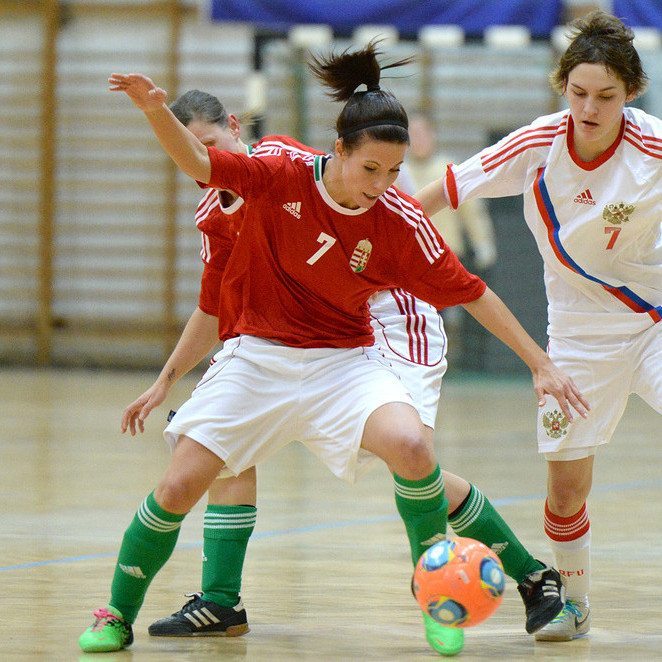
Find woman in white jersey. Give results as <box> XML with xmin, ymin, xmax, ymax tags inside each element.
<box><xmin>79</xmin><ymin>43</ymin><xmax>588</xmax><ymax>655</ymax></box>
<box><xmin>416</xmin><ymin>11</ymin><xmax>661</xmax><ymax>641</ymax></box>
<box><xmin>121</xmin><ymin>90</ymin><xmax>568</xmax><ymax>656</ymax></box>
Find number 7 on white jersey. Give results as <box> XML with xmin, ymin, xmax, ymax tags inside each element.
<box><xmin>306</xmin><ymin>232</ymin><xmax>336</xmax><ymax>265</ymax></box>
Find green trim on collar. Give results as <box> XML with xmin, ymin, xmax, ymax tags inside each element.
<box><xmin>314</xmin><ymin>154</ymin><xmax>323</xmax><ymax>181</ymax></box>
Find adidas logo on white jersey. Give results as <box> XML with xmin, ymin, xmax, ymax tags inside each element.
<box><xmin>119</xmin><ymin>564</ymin><xmax>146</xmax><ymax>579</ymax></box>
<box><xmin>573</xmin><ymin>188</ymin><xmax>596</xmax><ymax>205</ymax></box>
<box><xmin>283</xmin><ymin>201</ymin><xmax>302</xmax><ymax>219</ymax></box>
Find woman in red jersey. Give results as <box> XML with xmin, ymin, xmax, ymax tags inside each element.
<box><xmin>120</xmin><ymin>89</ymin><xmax>569</xmax><ymax>656</ymax></box>
<box><xmin>79</xmin><ymin>43</ymin><xmax>587</xmax><ymax>655</ymax></box>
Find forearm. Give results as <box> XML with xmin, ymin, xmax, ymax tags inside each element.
<box><xmin>463</xmin><ymin>287</ymin><xmax>590</xmax><ymax>419</ymax></box>
<box><xmin>414</xmin><ymin>177</ymin><xmax>450</xmax><ymax>217</ymax></box>
<box><xmin>143</xmin><ymin>105</ymin><xmax>211</xmax><ymax>183</ymax></box>
<box><xmin>463</xmin><ymin>200</ymin><xmax>496</xmax><ymax>245</ymax></box>
<box><xmin>462</xmin><ymin>287</ymin><xmax>547</xmax><ymax>371</ymax></box>
<box><xmin>155</xmin><ymin>307</ymin><xmax>219</xmax><ymax>388</ymax></box>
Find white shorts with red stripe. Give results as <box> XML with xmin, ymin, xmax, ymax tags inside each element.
<box><xmin>164</xmin><ymin>335</ymin><xmax>414</xmax><ymax>483</ymax></box>
<box><xmin>369</xmin><ymin>289</ymin><xmax>448</xmax><ymax>428</ymax></box>
<box><xmin>539</xmin><ymin>323</ymin><xmax>661</xmax><ymax>460</ymax></box>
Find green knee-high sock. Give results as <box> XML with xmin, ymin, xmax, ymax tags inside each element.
<box><xmin>448</xmin><ymin>484</ymin><xmax>542</xmax><ymax>584</ymax></box>
<box><xmin>394</xmin><ymin>465</ymin><xmax>448</xmax><ymax>566</ymax></box>
<box><xmin>110</xmin><ymin>492</ymin><xmax>185</xmax><ymax>623</ymax></box>
<box><xmin>201</xmin><ymin>505</ymin><xmax>256</xmax><ymax>607</ymax></box>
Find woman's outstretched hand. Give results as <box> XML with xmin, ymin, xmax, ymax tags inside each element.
<box><xmin>108</xmin><ymin>73</ymin><xmax>167</xmax><ymax>112</ymax></box>
<box><xmin>120</xmin><ymin>381</ymin><xmax>170</xmax><ymax>436</ymax></box>
<box><xmin>531</xmin><ymin>359</ymin><xmax>590</xmax><ymax>423</ymax></box>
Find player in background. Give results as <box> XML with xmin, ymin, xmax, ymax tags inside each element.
<box><xmin>117</xmin><ymin>91</ymin><xmax>256</xmax><ymax>641</ymax></box>
<box><xmin>396</xmin><ymin>112</ymin><xmax>497</xmax><ymax>369</ymax></box>
<box><xmin>415</xmin><ymin>11</ymin><xmax>660</xmax><ymax>641</ymax></box>
<box><xmin>80</xmin><ymin>42</ymin><xmax>587</xmax><ymax>655</ymax></box>
<box><xmin>118</xmin><ymin>90</ymin><xmax>568</xmax><ymax>656</ymax></box>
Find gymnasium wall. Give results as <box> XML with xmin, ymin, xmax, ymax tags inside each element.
<box><xmin>1</xmin><ymin>1</ymin><xmax>661</xmax><ymax>371</ymax></box>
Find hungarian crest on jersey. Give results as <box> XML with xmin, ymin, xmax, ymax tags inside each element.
<box><xmin>542</xmin><ymin>409</ymin><xmax>569</xmax><ymax>439</ymax></box>
<box><xmin>349</xmin><ymin>239</ymin><xmax>372</xmax><ymax>273</ymax></box>
<box><xmin>602</xmin><ymin>201</ymin><xmax>635</xmax><ymax>225</ymax></box>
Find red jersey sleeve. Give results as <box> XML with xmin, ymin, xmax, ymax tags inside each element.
<box><xmin>206</xmin><ymin>148</ymin><xmax>287</xmax><ymax>199</ymax></box>
<box><xmin>403</xmin><ymin>240</ymin><xmax>486</xmax><ymax>309</ymax></box>
<box><xmin>198</xmin><ymin>263</ymin><xmax>223</xmax><ymax>316</ymax></box>
<box><xmin>194</xmin><ymin>191</ymin><xmax>241</xmax><ymax>317</ymax></box>
<box><xmin>383</xmin><ymin>190</ymin><xmax>486</xmax><ymax>308</ymax></box>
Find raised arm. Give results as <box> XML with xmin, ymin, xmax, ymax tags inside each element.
<box><xmin>463</xmin><ymin>287</ymin><xmax>590</xmax><ymax>421</ymax></box>
<box><xmin>108</xmin><ymin>73</ymin><xmax>211</xmax><ymax>183</ymax></box>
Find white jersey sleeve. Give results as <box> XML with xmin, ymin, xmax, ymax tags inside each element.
<box><xmin>448</xmin><ymin>107</ymin><xmax>661</xmax><ymax>335</ymax></box>
<box><xmin>445</xmin><ymin>112</ymin><xmax>568</xmax><ymax>208</ymax></box>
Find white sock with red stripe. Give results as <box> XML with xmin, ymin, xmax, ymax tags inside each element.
<box><xmin>544</xmin><ymin>500</ymin><xmax>591</xmax><ymax>600</ymax></box>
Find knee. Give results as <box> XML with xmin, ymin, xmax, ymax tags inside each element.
<box><xmin>154</xmin><ymin>476</ymin><xmax>196</xmax><ymax>514</ymax></box>
<box><xmin>391</xmin><ymin>432</ymin><xmax>436</xmax><ymax>480</ymax></box>
<box><xmin>547</xmin><ymin>480</ymin><xmax>589</xmax><ymax>516</ymax></box>
<box><xmin>546</xmin><ymin>457</ymin><xmax>593</xmax><ymax>517</ymax></box>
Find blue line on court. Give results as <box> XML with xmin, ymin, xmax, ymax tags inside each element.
<box><xmin>1</xmin><ymin>478</ymin><xmax>660</xmax><ymax>573</ymax></box>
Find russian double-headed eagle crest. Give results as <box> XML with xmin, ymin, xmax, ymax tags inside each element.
<box><xmin>602</xmin><ymin>202</ymin><xmax>635</xmax><ymax>225</ymax></box>
<box><xmin>542</xmin><ymin>410</ymin><xmax>570</xmax><ymax>439</ymax></box>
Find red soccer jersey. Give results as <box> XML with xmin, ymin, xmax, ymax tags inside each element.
<box><xmin>195</xmin><ymin>187</ymin><xmax>241</xmax><ymax>315</ymax></box>
<box><xmin>195</xmin><ymin>135</ymin><xmax>324</xmax><ymax>316</ymax></box>
<box><xmin>206</xmin><ymin>139</ymin><xmax>486</xmax><ymax>348</ymax></box>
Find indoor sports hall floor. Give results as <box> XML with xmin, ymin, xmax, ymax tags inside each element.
<box><xmin>1</xmin><ymin>368</ymin><xmax>660</xmax><ymax>661</ymax></box>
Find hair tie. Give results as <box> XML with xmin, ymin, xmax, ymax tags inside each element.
<box><xmin>366</xmin><ymin>82</ymin><xmax>381</xmax><ymax>92</ymax></box>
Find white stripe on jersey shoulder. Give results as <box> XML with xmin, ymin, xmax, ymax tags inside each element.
<box><xmin>195</xmin><ymin>189</ymin><xmax>220</xmax><ymax>226</ymax></box>
<box><xmin>251</xmin><ymin>139</ymin><xmax>317</xmax><ymax>163</ymax></box>
<box><xmin>197</xmin><ymin>187</ymin><xmax>218</xmax><ymax>213</ymax></box>
<box><xmin>379</xmin><ymin>188</ymin><xmax>444</xmax><ymax>264</ymax></box>
<box><xmin>381</xmin><ymin>188</ymin><xmax>424</xmax><ymax>227</ymax></box>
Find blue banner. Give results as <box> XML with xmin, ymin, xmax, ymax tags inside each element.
<box><xmin>209</xmin><ymin>0</ymin><xmax>563</xmax><ymax>37</ymax></box>
<box><xmin>614</xmin><ymin>0</ymin><xmax>662</xmax><ymax>29</ymax></box>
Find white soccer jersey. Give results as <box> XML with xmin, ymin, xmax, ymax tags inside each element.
<box><xmin>445</xmin><ymin>107</ymin><xmax>662</xmax><ymax>337</ymax></box>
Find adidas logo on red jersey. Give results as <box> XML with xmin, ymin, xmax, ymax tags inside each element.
<box><xmin>283</xmin><ymin>201</ymin><xmax>301</xmax><ymax>219</ymax></box>
<box><xmin>573</xmin><ymin>189</ymin><xmax>596</xmax><ymax>205</ymax></box>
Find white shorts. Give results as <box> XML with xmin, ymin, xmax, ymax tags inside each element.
<box><xmin>539</xmin><ymin>323</ymin><xmax>661</xmax><ymax>460</ymax></box>
<box><xmin>370</xmin><ymin>289</ymin><xmax>447</xmax><ymax>428</ymax></box>
<box><xmin>164</xmin><ymin>335</ymin><xmax>414</xmax><ymax>483</ymax></box>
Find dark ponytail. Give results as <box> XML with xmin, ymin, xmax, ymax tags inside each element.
<box><xmin>309</xmin><ymin>40</ymin><xmax>412</xmax><ymax>150</ymax></box>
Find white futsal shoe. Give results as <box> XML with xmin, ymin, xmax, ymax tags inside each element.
<box><xmin>534</xmin><ymin>597</ymin><xmax>590</xmax><ymax>641</ymax></box>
